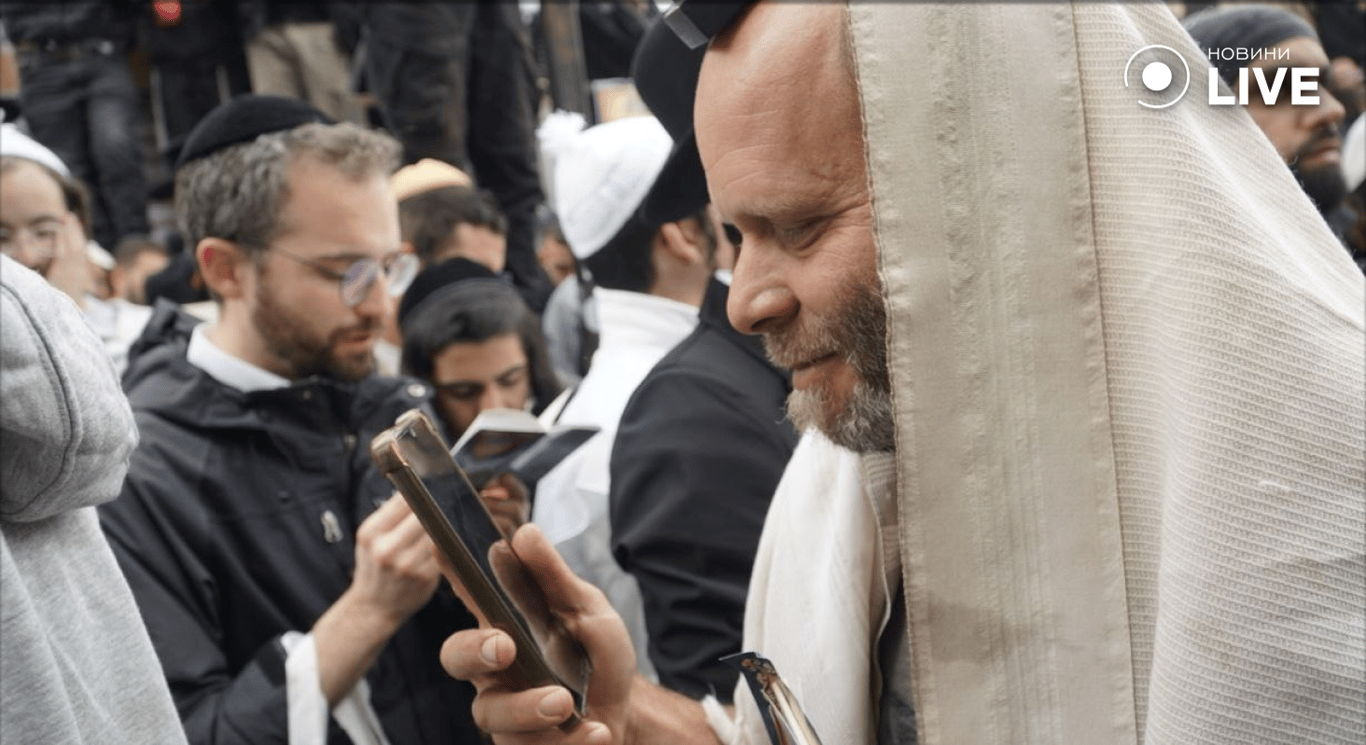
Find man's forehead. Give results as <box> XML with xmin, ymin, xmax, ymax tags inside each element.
<box><xmin>1249</xmin><ymin>36</ymin><xmax>1330</xmax><ymax>69</ymax></box>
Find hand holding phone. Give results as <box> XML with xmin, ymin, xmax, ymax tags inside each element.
<box><xmin>371</xmin><ymin>409</ymin><xmax>593</xmax><ymax>730</ymax></box>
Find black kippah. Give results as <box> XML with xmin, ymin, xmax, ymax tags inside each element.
<box><xmin>1183</xmin><ymin>5</ymin><xmax>1319</xmax><ymax>88</ymax></box>
<box><xmin>398</xmin><ymin>257</ymin><xmax>502</xmax><ymax>328</ymax></box>
<box><xmin>176</xmin><ymin>95</ymin><xmax>333</xmax><ymax>169</ymax></box>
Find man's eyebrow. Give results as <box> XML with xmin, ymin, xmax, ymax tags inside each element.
<box><xmin>728</xmin><ymin>191</ymin><xmax>823</xmax><ymax>229</ymax></box>
<box><xmin>312</xmin><ymin>248</ymin><xmax>401</xmax><ymax>263</ymax></box>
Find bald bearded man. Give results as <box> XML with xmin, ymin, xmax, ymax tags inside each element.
<box><xmin>439</xmin><ymin>3</ymin><xmax>1365</xmax><ymax>744</ymax></box>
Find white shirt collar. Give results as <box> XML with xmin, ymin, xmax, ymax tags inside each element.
<box><xmin>592</xmin><ymin>288</ymin><xmax>699</xmax><ymax>355</ymax></box>
<box><xmin>186</xmin><ymin>323</ymin><xmax>291</xmax><ymax>392</ymax></box>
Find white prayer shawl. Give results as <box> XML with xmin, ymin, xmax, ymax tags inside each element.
<box><xmin>714</xmin><ymin>433</ymin><xmax>896</xmax><ymax>745</ymax></box>
<box><xmin>847</xmin><ymin>2</ymin><xmax>1364</xmax><ymax>744</ymax></box>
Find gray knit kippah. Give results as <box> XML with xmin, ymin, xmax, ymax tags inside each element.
<box><xmin>1183</xmin><ymin>5</ymin><xmax>1319</xmax><ymax>87</ymax></box>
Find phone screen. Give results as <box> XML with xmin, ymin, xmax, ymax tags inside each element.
<box><xmin>372</xmin><ymin>410</ymin><xmax>591</xmax><ymax>716</ymax></box>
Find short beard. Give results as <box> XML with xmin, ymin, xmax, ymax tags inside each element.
<box><xmin>252</xmin><ymin>271</ymin><xmax>377</xmax><ymax>383</ymax></box>
<box><xmin>765</xmin><ymin>281</ymin><xmax>895</xmax><ymax>453</ymax></box>
<box><xmin>1292</xmin><ymin>160</ymin><xmax>1348</xmax><ymax>216</ymax></box>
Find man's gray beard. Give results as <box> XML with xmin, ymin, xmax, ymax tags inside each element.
<box><xmin>765</xmin><ymin>280</ymin><xmax>895</xmax><ymax>453</ymax></box>
<box><xmin>786</xmin><ymin>376</ymin><xmax>895</xmax><ymax>453</ymax></box>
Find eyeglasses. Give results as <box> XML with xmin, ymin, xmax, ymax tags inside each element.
<box><xmin>268</xmin><ymin>246</ymin><xmax>419</xmax><ymax>307</ymax></box>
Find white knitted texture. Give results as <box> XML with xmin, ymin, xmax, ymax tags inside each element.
<box><xmin>1075</xmin><ymin>5</ymin><xmax>1365</xmax><ymax>743</ymax></box>
<box><xmin>855</xmin><ymin>2</ymin><xmax>1365</xmax><ymax>744</ymax></box>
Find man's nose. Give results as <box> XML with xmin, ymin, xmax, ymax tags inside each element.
<box><xmin>727</xmin><ymin>241</ymin><xmax>798</xmax><ymax>335</ymax></box>
<box><xmin>1305</xmin><ymin>85</ymin><xmax>1346</xmax><ymax>132</ymax></box>
<box><xmin>479</xmin><ymin>385</ymin><xmax>507</xmax><ymax>413</ymax></box>
<box><xmin>352</xmin><ymin>271</ymin><xmax>391</xmax><ymax>320</ymax></box>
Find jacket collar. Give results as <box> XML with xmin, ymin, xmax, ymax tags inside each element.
<box><xmin>186</xmin><ymin>323</ymin><xmax>290</xmax><ymax>392</ymax></box>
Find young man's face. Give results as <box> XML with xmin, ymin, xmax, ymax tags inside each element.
<box><xmin>0</xmin><ymin>160</ymin><xmax>69</xmax><ymax>274</ymax></box>
<box><xmin>436</xmin><ymin>223</ymin><xmax>507</xmax><ymax>275</ymax></box>
<box><xmin>430</xmin><ymin>333</ymin><xmax>531</xmax><ymax>438</ymax></box>
<box><xmin>245</xmin><ymin>156</ymin><xmax>403</xmax><ymax>382</ymax></box>
<box><xmin>696</xmin><ymin>1</ymin><xmax>893</xmax><ymax>452</ymax></box>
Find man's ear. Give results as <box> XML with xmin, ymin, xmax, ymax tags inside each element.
<box><xmin>197</xmin><ymin>238</ymin><xmax>249</xmax><ymax>300</ymax></box>
<box><xmin>656</xmin><ymin>219</ymin><xmax>707</xmax><ymax>267</ymax></box>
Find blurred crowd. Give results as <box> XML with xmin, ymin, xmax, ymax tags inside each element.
<box><xmin>0</xmin><ymin>1</ymin><xmax>1363</xmax><ymax>744</ymax></box>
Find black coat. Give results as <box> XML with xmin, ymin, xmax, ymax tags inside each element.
<box><xmin>99</xmin><ymin>304</ymin><xmax>482</xmax><ymax>745</ymax></box>
<box><xmin>609</xmin><ymin>278</ymin><xmax>798</xmax><ymax>702</ymax></box>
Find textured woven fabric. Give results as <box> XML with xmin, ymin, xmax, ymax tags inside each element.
<box><xmin>853</xmin><ymin>2</ymin><xmax>1365</xmax><ymax>744</ymax></box>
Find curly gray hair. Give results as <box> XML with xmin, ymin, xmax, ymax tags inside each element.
<box><xmin>175</xmin><ymin>122</ymin><xmax>401</xmax><ymax>258</ymax></box>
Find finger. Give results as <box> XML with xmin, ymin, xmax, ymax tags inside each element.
<box><xmin>481</xmin><ymin>485</ymin><xmax>512</xmax><ymax>502</ymax></box>
<box><xmin>509</xmin><ymin>524</ymin><xmax>602</xmax><ymax>618</ymax></box>
<box><xmin>361</xmin><ymin>492</ymin><xmax>412</xmax><ymax>536</ymax></box>
<box><xmin>441</xmin><ymin>627</ymin><xmax>516</xmax><ymax>680</ymax></box>
<box><xmin>471</xmin><ymin>685</ymin><xmax>579</xmax><ymax>735</ymax></box>
<box><xmin>494</xmin><ymin>472</ymin><xmax>530</xmax><ymax>504</ymax></box>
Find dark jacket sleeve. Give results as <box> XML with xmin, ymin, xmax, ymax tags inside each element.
<box><xmin>609</xmin><ymin>369</ymin><xmax>795</xmax><ymax>702</ymax></box>
<box><xmin>99</xmin><ymin>425</ymin><xmax>291</xmax><ymax>745</ymax></box>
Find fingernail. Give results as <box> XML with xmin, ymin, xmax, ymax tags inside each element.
<box><xmin>537</xmin><ymin>690</ymin><xmax>568</xmax><ymax>718</ymax></box>
<box><xmin>480</xmin><ymin>635</ymin><xmax>501</xmax><ymax>666</ymax></box>
<box><xmin>584</xmin><ymin>723</ymin><xmax>612</xmax><ymax>744</ymax></box>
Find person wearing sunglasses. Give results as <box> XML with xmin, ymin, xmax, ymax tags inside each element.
<box><xmin>97</xmin><ymin>96</ymin><xmax>483</xmax><ymax>745</ymax></box>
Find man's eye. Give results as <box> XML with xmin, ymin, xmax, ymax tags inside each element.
<box><xmin>776</xmin><ymin>220</ymin><xmax>820</xmax><ymax>250</ymax></box>
<box><xmin>723</xmin><ymin>223</ymin><xmax>743</xmax><ymax>246</ymax></box>
<box><xmin>440</xmin><ymin>384</ymin><xmax>482</xmax><ymax>400</ymax></box>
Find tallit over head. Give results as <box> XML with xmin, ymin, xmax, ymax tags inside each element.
<box><xmin>851</xmin><ymin>2</ymin><xmax>1364</xmax><ymax>744</ymax></box>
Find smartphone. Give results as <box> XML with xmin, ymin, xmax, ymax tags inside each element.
<box><xmin>370</xmin><ymin>409</ymin><xmax>591</xmax><ymax>729</ymax></box>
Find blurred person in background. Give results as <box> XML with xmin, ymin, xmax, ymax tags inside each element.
<box><xmin>140</xmin><ymin>0</ymin><xmax>252</xmax><ymax>176</ymax></box>
<box><xmin>0</xmin><ymin>1</ymin><xmax>149</xmax><ymax>250</ymax></box>
<box><xmin>1185</xmin><ymin>6</ymin><xmax>1356</xmax><ymax>246</ymax></box>
<box><xmin>1</xmin><ymin>124</ymin><xmax>95</xmax><ymax>306</ymax></box>
<box><xmin>110</xmin><ymin>234</ymin><xmax>169</xmax><ymax>306</ymax></box>
<box><xmin>235</xmin><ymin>0</ymin><xmax>364</xmax><ymax>125</ymax></box>
<box><xmin>535</xmin><ymin>203</ymin><xmax>576</xmax><ymax>287</ymax></box>
<box><xmin>393</xmin><ymin>158</ymin><xmax>508</xmax><ymax>275</ymax></box>
<box><xmin>532</xmin><ymin>113</ymin><xmax>718</xmax><ymax>678</ymax></box>
<box><xmin>398</xmin><ymin>257</ymin><xmax>562</xmax><ymax>442</ymax></box>
<box><xmin>362</xmin><ymin>2</ymin><xmax>552</xmax><ymax>313</ymax></box>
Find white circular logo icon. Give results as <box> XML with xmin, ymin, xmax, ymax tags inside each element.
<box><xmin>1125</xmin><ymin>45</ymin><xmax>1190</xmax><ymax>109</ymax></box>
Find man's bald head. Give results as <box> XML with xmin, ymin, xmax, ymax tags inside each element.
<box><xmin>694</xmin><ymin>1</ymin><xmax>893</xmax><ymax>453</ymax></box>
<box><xmin>697</xmin><ymin>2</ymin><xmax>857</xmax><ymax>160</ymax></box>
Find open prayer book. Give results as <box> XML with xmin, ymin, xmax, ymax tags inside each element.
<box><xmin>450</xmin><ymin>408</ymin><xmax>598</xmax><ymax>491</ymax></box>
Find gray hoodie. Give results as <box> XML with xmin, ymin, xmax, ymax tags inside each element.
<box><xmin>1</xmin><ymin>256</ymin><xmax>187</xmax><ymax>744</ymax></box>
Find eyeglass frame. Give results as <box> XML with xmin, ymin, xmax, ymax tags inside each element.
<box><xmin>241</xmin><ymin>242</ymin><xmax>419</xmax><ymax>308</ymax></box>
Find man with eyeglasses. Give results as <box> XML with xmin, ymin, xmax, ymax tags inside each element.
<box><xmin>97</xmin><ymin>95</ymin><xmax>483</xmax><ymax>745</ymax></box>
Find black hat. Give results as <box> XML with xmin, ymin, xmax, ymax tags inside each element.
<box><xmin>398</xmin><ymin>257</ymin><xmax>501</xmax><ymax>327</ymax></box>
<box><xmin>635</xmin><ymin>0</ymin><xmax>758</xmax><ymax>224</ymax></box>
<box><xmin>176</xmin><ymin>95</ymin><xmax>333</xmax><ymax>169</ymax></box>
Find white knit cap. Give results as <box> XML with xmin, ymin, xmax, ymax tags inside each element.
<box><xmin>549</xmin><ymin>115</ymin><xmax>673</xmax><ymax>260</ymax></box>
<box><xmin>0</xmin><ymin>124</ymin><xmax>70</xmax><ymax>177</ymax></box>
